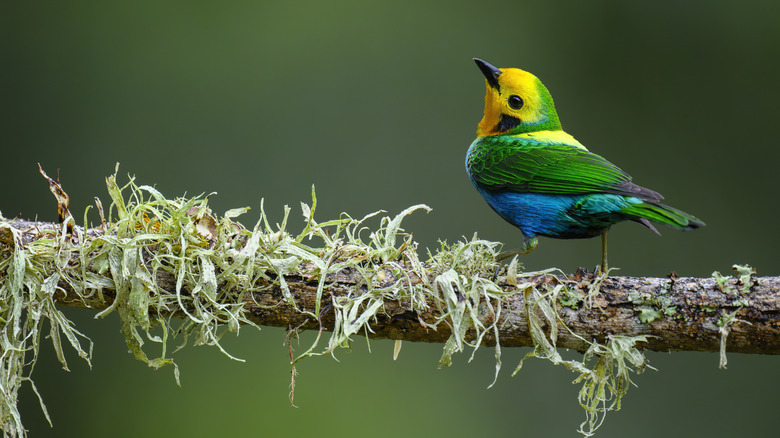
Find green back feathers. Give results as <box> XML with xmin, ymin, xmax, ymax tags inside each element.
<box><xmin>468</xmin><ymin>137</ymin><xmax>654</xmax><ymax>198</ymax></box>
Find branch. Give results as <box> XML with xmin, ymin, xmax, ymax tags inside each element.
<box><xmin>242</xmin><ymin>267</ymin><xmax>779</xmax><ymax>355</ymax></box>
<box><xmin>4</xmin><ymin>218</ymin><xmax>777</xmax><ymax>355</ymax></box>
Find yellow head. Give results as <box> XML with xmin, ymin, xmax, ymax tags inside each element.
<box><xmin>474</xmin><ymin>58</ymin><xmax>562</xmax><ymax>137</ymax></box>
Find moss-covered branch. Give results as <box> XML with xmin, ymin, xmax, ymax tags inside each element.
<box><xmin>22</xmin><ymin>231</ymin><xmax>775</xmax><ymax>355</ymax></box>
<box><xmin>0</xmin><ymin>167</ymin><xmax>775</xmax><ymax>437</ymax></box>
<box><xmin>238</xmin><ymin>267</ymin><xmax>780</xmax><ymax>356</ymax></box>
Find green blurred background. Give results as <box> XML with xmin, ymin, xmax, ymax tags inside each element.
<box><xmin>3</xmin><ymin>1</ymin><xmax>779</xmax><ymax>436</ymax></box>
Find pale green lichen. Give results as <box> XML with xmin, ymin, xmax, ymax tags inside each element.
<box><xmin>711</xmin><ymin>264</ymin><xmax>756</xmax><ymax>369</ymax></box>
<box><xmin>1</xmin><ymin>212</ymin><xmax>94</xmax><ymax>435</ymax></box>
<box><xmin>511</xmin><ymin>275</ymin><xmax>651</xmax><ymax>437</ymax></box>
<box><xmin>628</xmin><ymin>291</ymin><xmax>677</xmax><ymax>324</ymax></box>
<box><xmin>0</xmin><ymin>168</ymin><xmax>653</xmax><ymax>437</ymax></box>
<box><xmin>713</xmin><ymin>264</ymin><xmax>756</xmax><ymax>296</ymax></box>
<box><xmin>732</xmin><ymin>264</ymin><xmax>757</xmax><ymax>293</ymax></box>
<box><xmin>558</xmin><ymin>286</ymin><xmax>584</xmax><ymax>309</ymax></box>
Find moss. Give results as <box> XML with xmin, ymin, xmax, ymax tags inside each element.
<box><xmin>0</xmin><ymin>166</ymin><xmax>652</xmax><ymax>437</ymax></box>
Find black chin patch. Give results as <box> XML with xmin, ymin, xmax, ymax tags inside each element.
<box><xmin>496</xmin><ymin>114</ymin><xmax>521</xmax><ymax>132</ymax></box>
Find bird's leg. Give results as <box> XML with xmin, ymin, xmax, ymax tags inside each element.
<box><xmin>496</xmin><ymin>235</ymin><xmax>538</xmax><ymax>262</ymax></box>
<box><xmin>493</xmin><ymin>236</ymin><xmax>538</xmax><ymax>280</ymax></box>
<box><xmin>598</xmin><ymin>231</ymin><xmax>608</xmax><ymax>275</ymax></box>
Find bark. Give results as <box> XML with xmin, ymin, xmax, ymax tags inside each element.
<box><xmin>4</xmin><ymin>219</ymin><xmax>779</xmax><ymax>355</ymax></box>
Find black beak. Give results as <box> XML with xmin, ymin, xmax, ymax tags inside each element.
<box><xmin>474</xmin><ymin>58</ymin><xmax>502</xmax><ymax>90</ymax></box>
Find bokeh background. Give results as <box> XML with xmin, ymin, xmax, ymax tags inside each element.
<box><xmin>3</xmin><ymin>1</ymin><xmax>779</xmax><ymax>436</ymax></box>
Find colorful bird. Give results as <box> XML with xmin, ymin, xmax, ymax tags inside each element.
<box><xmin>466</xmin><ymin>58</ymin><xmax>704</xmax><ymax>272</ymax></box>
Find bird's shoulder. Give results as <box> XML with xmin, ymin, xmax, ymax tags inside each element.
<box><xmin>467</xmin><ymin>130</ymin><xmax>589</xmax><ymax>171</ymax></box>
<box><xmin>472</xmin><ymin>130</ymin><xmax>585</xmax><ymax>150</ymax></box>
<box><xmin>513</xmin><ymin>130</ymin><xmax>587</xmax><ymax>150</ymax></box>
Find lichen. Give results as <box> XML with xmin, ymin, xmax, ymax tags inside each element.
<box><xmin>0</xmin><ymin>167</ymin><xmax>653</xmax><ymax>437</ymax></box>
<box><xmin>711</xmin><ymin>264</ymin><xmax>756</xmax><ymax>368</ymax></box>
<box><xmin>511</xmin><ymin>274</ymin><xmax>650</xmax><ymax>437</ymax></box>
<box><xmin>628</xmin><ymin>291</ymin><xmax>677</xmax><ymax>324</ymax></box>
<box><xmin>713</xmin><ymin>264</ymin><xmax>756</xmax><ymax>296</ymax></box>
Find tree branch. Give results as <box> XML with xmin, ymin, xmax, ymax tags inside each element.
<box><xmin>246</xmin><ymin>267</ymin><xmax>780</xmax><ymax>355</ymax></box>
<box><xmin>6</xmin><ymin>218</ymin><xmax>778</xmax><ymax>356</ymax></box>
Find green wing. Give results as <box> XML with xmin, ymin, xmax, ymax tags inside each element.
<box><xmin>467</xmin><ymin>136</ymin><xmax>663</xmax><ymax>200</ymax></box>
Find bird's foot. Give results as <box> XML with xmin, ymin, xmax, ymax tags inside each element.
<box><xmin>492</xmin><ymin>264</ymin><xmax>502</xmax><ymax>281</ymax></box>
<box><xmin>593</xmin><ymin>264</ymin><xmax>617</xmax><ymax>280</ymax></box>
<box><xmin>594</xmin><ymin>266</ymin><xmax>607</xmax><ymax>281</ymax></box>
<box><xmin>495</xmin><ymin>236</ymin><xmax>538</xmax><ymax>262</ymax></box>
<box><xmin>493</xmin><ymin>237</ymin><xmax>538</xmax><ymax>281</ymax></box>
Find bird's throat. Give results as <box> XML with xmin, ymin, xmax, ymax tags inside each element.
<box><xmin>496</xmin><ymin>114</ymin><xmax>521</xmax><ymax>133</ymax></box>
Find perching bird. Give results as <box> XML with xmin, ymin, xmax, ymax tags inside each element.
<box><xmin>466</xmin><ymin>58</ymin><xmax>704</xmax><ymax>272</ymax></box>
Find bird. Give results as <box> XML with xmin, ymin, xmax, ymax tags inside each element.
<box><xmin>465</xmin><ymin>58</ymin><xmax>704</xmax><ymax>272</ymax></box>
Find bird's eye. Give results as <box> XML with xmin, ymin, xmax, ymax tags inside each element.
<box><xmin>508</xmin><ymin>95</ymin><xmax>524</xmax><ymax>109</ymax></box>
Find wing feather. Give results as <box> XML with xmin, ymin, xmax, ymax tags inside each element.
<box><xmin>467</xmin><ymin>136</ymin><xmax>663</xmax><ymax>201</ymax></box>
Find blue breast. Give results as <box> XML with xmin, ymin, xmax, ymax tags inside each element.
<box><xmin>472</xmin><ymin>184</ymin><xmax>643</xmax><ymax>239</ymax></box>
